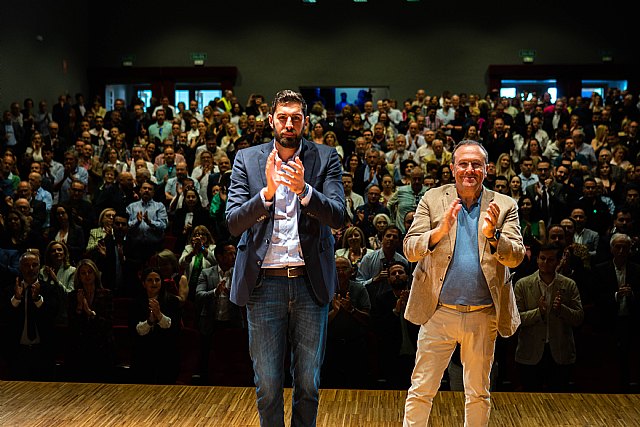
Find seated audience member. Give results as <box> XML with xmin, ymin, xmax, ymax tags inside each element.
<box><xmin>371</xmin><ymin>261</ymin><xmax>418</xmax><ymax>388</ymax></box>
<box><xmin>179</xmin><ymin>225</ymin><xmax>217</xmax><ymax>302</ymax></box>
<box><xmin>595</xmin><ymin>234</ymin><xmax>640</xmax><ymax>391</ymax></box>
<box><xmin>130</xmin><ymin>267</ymin><xmax>182</xmax><ymax>385</ymax></box>
<box><xmin>7</xmin><ymin>251</ymin><xmax>60</xmax><ymax>380</ymax></box>
<box><xmin>125</xmin><ymin>181</ymin><xmax>168</xmax><ymax>263</ymax></box>
<box><xmin>194</xmin><ymin>241</ymin><xmax>243</xmax><ymax>384</ymax></box>
<box><xmin>323</xmin><ymin>256</ymin><xmax>371</xmax><ymax>388</ymax></box>
<box><xmin>514</xmin><ymin>244</ymin><xmax>584</xmax><ymax>392</ymax></box>
<box><xmin>49</xmin><ymin>203</ymin><xmax>85</xmax><ymax>264</ymax></box>
<box><xmin>66</xmin><ymin>259</ymin><xmax>115</xmax><ymax>382</ymax></box>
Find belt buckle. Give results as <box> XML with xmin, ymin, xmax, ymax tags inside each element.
<box><xmin>287</xmin><ymin>267</ymin><xmax>296</xmax><ymax>278</ymax></box>
<box><xmin>457</xmin><ymin>304</ymin><xmax>471</xmax><ymax>313</ymax></box>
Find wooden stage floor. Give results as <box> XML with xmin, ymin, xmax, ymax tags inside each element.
<box><xmin>1</xmin><ymin>381</ymin><xmax>639</xmax><ymax>426</ymax></box>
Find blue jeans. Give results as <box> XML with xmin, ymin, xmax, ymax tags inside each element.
<box><xmin>247</xmin><ymin>275</ymin><xmax>329</xmax><ymax>427</ymax></box>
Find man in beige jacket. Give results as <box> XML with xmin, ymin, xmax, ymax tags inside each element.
<box><xmin>403</xmin><ymin>140</ymin><xmax>525</xmax><ymax>427</ymax></box>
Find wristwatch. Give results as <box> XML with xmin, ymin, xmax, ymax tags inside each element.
<box><xmin>487</xmin><ymin>229</ymin><xmax>501</xmax><ymax>243</ymax></box>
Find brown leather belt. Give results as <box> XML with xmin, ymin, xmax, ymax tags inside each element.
<box><xmin>262</xmin><ymin>266</ymin><xmax>307</xmax><ymax>278</ymax></box>
<box><xmin>439</xmin><ymin>303</ymin><xmax>494</xmax><ymax>313</ymax></box>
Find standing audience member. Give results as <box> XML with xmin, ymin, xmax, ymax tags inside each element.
<box><xmin>7</xmin><ymin>251</ymin><xmax>60</xmax><ymax>380</ymax></box>
<box><xmin>130</xmin><ymin>267</ymin><xmax>182</xmax><ymax>384</ymax></box>
<box><xmin>194</xmin><ymin>241</ymin><xmax>243</xmax><ymax>385</ymax></box>
<box><xmin>514</xmin><ymin>244</ymin><xmax>584</xmax><ymax>391</ymax></box>
<box><xmin>66</xmin><ymin>259</ymin><xmax>115</xmax><ymax>382</ymax></box>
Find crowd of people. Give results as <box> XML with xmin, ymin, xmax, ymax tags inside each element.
<box><xmin>1</xmin><ymin>86</ymin><xmax>639</xmax><ymax>392</ymax></box>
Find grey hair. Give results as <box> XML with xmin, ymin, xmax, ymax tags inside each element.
<box><xmin>451</xmin><ymin>140</ymin><xmax>489</xmax><ymax>165</ymax></box>
<box><xmin>610</xmin><ymin>233</ymin><xmax>632</xmax><ymax>247</ymax></box>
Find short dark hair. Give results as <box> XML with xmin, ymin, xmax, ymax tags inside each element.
<box><xmin>271</xmin><ymin>90</ymin><xmax>307</xmax><ymax>116</ymax></box>
<box><xmin>538</xmin><ymin>243</ymin><xmax>563</xmax><ymax>259</ymax></box>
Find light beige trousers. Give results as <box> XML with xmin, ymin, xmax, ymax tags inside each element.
<box><xmin>403</xmin><ymin>305</ymin><xmax>498</xmax><ymax>427</ymax></box>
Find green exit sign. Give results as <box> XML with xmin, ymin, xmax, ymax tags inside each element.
<box><xmin>190</xmin><ymin>52</ymin><xmax>207</xmax><ymax>61</ymax></box>
<box><xmin>519</xmin><ymin>49</ymin><xmax>536</xmax><ymax>58</ymax></box>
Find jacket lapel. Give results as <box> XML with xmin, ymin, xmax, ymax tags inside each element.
<box><xmin>442</xmin><ymin>185</ymin><xmax>457</xmax><ymax>253</ymax></box>
<box><xmin>478</xmin><ymin>188</ymin><xmax>495</xmax><ymax>265</ymax></box>
<box><xmin>258</xmin><ymin>142</ymin><xmax>272</xmax><ymax>188</ymax></box>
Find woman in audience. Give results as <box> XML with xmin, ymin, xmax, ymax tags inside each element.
<box><xmin>437</xmin><ymin>163</ymin><xmax>453</xmax><ymax>186</ymax></box>
<box><xmin>610</xmin><ymin>144</ymin><xmax>631</xmax><ymax>171</ymax></box>
<box><xmin>323</xmin><ymin>130</ymin><xmax>344</xmax><ymax>162</ymax></box>
<box><xmin>368</xmin><ymin>213</ymin><xmax>392</xmax><ymax>250</ymax></box>
<box><xmin>42</xmin><ymin>240</ymin><xmax>76</xmax><ymax>294</ymax></box>
<box><xmin>66</xmin><ymin>258</ymin><xmax>115</xmax><ymax>382</ymax></box>
<box><xmin>310</xmin><ymin>122</ymin><xmax>325</xmax><ymax>145</ymax></box>
<box><xmin>594</xmin><ymin>160</ymin><xmax>620</xmax><ymax>200</ymax></box>
<box><xmin>130</xmin><ymin>267</ymin><xmax>181</xmax><ymax>384</ymax></box>
<box><xmin>102</xmin><ymin>147</ymin><xmax>126</xmax><ymax>175</ymax></box>
<box><xmin>179</xmin><ymin>225</ymin><xmax>217</xmax><ymax>302</ymax></box>
<box><xmin>335</xmin><ymin>225</ymin><xmax>370</xmax><ymax>276</ymax></box>
<box><xmin>380</xmin><ymin>174</ymin><xmax>396</xmax><ymax>207</ymax></box>
<box><xmin>518</xmin><ymin>194</ymin><xmax>546</xmax><ymax>247</ymax></box>
<box><xmin>496</xmin><ymin>152</ymin><xmax>517</xmax><ymax>182</ymax></box>
<box><xmin>219</xmin><ymin>122</ymin><xmax>240</xmax><ymax>156</ymax></box>
<box><xmin>509</xmin><ymin>175</ymin><xmax>523</xmax><ymax>204</ymax></box>
<box><xmin>171</xmin><ymin>186</ymin><xmax>211</xmax><ymax>251</ymax></box>
<box><xmin>526</xmin><ymin>138</ymin><xmax>543</xmax><ymax>168</ymax></box>
<box><xmin>591</xmin><ymin>124</ymin><xmax>610</xmax><ymax>154</ymax></box>
<box><xmin>23</xmin><ymin>131</ymin><xmax>45</xmax><ymax>169</ymax></box>
<box><xmin>86</xmin><ymin>208</ymin><xmax>116</xmax><ymax>254</ymax></box>
<box><xmin>49</xmin><ymin>203</ymin><xmax>85</xmax><ymax>264</ymax></box>
<box><xmin>40</xmin><ymin>240</ymin><xmax>75</xmax><ymax>327</ymax></box>
<box><xmin>149</xmin><ymin>249</ymin><xmax>188</xmax><ymax>305</ymax></box>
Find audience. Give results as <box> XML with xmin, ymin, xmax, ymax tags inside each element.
<box><xmin>1</xmin><ymin>87</ymin><xmax>639</xmax><ymax>393</ymax></box>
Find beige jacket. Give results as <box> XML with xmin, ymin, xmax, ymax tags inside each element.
<box><xmin>403</xmin><ymin>184</ymin><xmax>525</xmax><ymax>337</ymax></box>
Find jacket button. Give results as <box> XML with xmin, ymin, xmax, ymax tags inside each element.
<box><xmin>257</xmin><ymin>261</ymin><xmax>262</xmax><ymax>266</ymax></box>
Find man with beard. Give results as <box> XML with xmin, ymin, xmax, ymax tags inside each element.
<box><xmin>226</xmin><ymin>90</ymin><xmax>344</xmax><ymax>427</ymax></box>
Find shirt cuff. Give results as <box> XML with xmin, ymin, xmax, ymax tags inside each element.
<box><xmin>260</xmin><ymin>188</ymin><xmax>274</xmax><ymax>208</ymax></box>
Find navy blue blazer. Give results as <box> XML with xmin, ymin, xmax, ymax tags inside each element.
<box><xmin>225</xmin><ymin>139</ymin><xmax>345</xmax><ymax>306</ymax></box>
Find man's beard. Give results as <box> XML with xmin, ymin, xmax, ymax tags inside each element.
<box><xmin>276</xmin><ymin>131</ymin><xmax>302</xmax><ymax>149</ymax></box>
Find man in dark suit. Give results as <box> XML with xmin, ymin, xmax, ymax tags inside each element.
<box><xmin>524</xmin><ymin>157</ymin><xmax>567</xmax><ymax>226</ymax></box>
<box><xmin>595</xmin><ymin>233</ymin><xmax>640</xmax><ymax>391</ymax></box>
<box><xmin>6</xmin><ymin>251</ymin><xmax>60</xmax><ymax>380</ymax></box>
<box><xmin>226</xmin><ymin>90</ymin><xmax>345</xmax><ymax>426</ymax></box>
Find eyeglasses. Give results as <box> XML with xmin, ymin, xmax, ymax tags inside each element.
<box><xmin>455</xmin><ymin>161</ymin><xmax>484</xmax><ymax>171</ymax></box>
